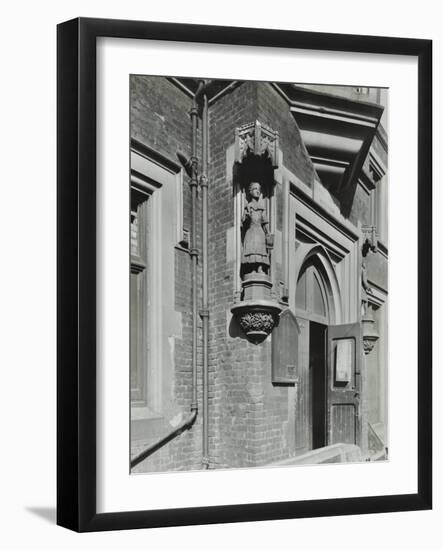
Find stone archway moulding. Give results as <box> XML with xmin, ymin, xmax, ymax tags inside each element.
<box><xmin>291</xmin><ymin>243</ymin><xmax>343</xmax><ymax>325</ymax></box>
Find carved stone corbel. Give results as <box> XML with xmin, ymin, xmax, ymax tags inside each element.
<box><xmin>361</xmin><ymin>246</ymin><xmax>379</xmax><ymax>355</ymax></box>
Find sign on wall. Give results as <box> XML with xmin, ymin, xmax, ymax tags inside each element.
<box><xmin>334</xmin><ymin>338</ymin><xmax>354</xmax><ymax>384</ymax></box>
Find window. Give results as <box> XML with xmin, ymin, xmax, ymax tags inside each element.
<box><xmin>130</xmin><ymin>188</ymin><xmax>149</xmax><ymax>406</ymax></box>
<box><xmin>130</xmin><ymin>143</ymin><xmax>186</xmax><ymax>430</ymax></box>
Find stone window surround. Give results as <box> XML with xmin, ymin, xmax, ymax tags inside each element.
<box><xmin>130</xmin><ymin>146</ymin><xmax>185</xmax><ymax>424</ymax></box>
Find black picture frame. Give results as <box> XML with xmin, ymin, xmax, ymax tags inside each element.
<box><xmin>57</xmin><ymin>17</ymin><xmax>432</xmax><ymax>532</ymax></box>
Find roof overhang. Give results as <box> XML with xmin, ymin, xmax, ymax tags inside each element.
<box><xmin>170</xmin><ymin>78</ymin><xmax>385</xmax><ymax>196</ymax></box>
<box><xmin>274</xmin><ymin>84</ymin><xmax>385</xmax><ymax>193</ymax></box>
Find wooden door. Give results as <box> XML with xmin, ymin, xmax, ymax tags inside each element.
<box><xmin>295</xmin><ymin>317</ymin><xmax>310</xmax><ymax>455</ymax></box>
<box><xmin>294</xmin><ymin>259</ymin><xmax>330</xmax><ymax>455</ymax></box>
<box><xmin>310</xmin><ymin>322</ymin><xmax>327</xmax><ymax>449</ymax></box>
<box><xmin>295</xmin><ymin>319</ymin><xmax>328</xmax><ymax>454</ymax></box>
<box><xmin>326</xmin><ymin>323</ymin><xmax>362</xmax><ymax>446</ymax></box>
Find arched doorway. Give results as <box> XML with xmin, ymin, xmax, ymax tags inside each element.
<box><xmin>294</xmin><ymin>246</ymin><xmax>361</xmax><ymax>455</ymax></box>
<box><xmin>295</xmin><ymin>255</ymin><xmax>334</xmax><ymax>325</ymax></box>
<box><xmin>295</xmin><ymin>255</ymin><xmax>334</xmax><ymax>454</ymax></box>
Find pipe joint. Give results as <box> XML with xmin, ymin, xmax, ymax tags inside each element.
<box><xmin>199</xmin><ymin>175</ymin><xmax>208</xmax><ymax>188</ymax></box>
<box><xmin>189</xmin><ymin>105</ymin><xmax>198</xmax><ymax>117</ymax></box>
<box><xmin>190</xmin><ymin>157</ymin><xmax>199</xmax><ymax>184</ymax></box>
<box><xmin>194</xmin><ymin>79</ymin><xmax>206</xmax><ymax>102</ymax></box>
<box><xmin>189</xmin><ymin>248</ymin><xmax>199</xmax><ymax>258</ymax></box>
<box><xmin>199</xmin><ymin>309</ymin><xmax>210</xmax><ymax>318</ymax></box>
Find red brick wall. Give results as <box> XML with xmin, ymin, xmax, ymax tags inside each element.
<box><xmin>131</xmin><ymin>76</ymin><xmax>203</xmax><ymax>473</ymax></box>
<box><xmin>131</xmin><ymin>75</ymin><xmax>198</xmax><ymax>232</ymax></box>
<box><xmin>206</xmin><ymin>81</ymin><xmax>258</xmax><ymax>468</ymax></box>
<box><xmin>206</xmin><ymin>81</ymin><xmax>315</xmax><ymax>468</ymax></box>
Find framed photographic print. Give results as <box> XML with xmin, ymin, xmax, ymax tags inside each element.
<box><xmin>57</xmin><ymin>17</ymin><xmax>432</xmax><ymax>531</ymax></box>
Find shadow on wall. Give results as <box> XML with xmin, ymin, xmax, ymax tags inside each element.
<box><xmin>228</xmin><ymin>314</ymin><xmax>249</xmax><ymax>341</ymax></box>
<box><xmin>25</xmin><ymin>507</ymin><xmax>56</xmax><ymax>524</ymax></box>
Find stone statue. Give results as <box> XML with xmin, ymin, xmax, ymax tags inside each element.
<box><xmin>361</xmin><ymin>259</ymin><xmax>373</xmax><ymax>316</ymax></box>
<box><xmin>241</xmin><ymin>182</ymin><xmax>271</xmax><ymax>275</ymax></box>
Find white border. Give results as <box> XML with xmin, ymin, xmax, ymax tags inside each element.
<box><xmin>97</xmin><ymin>37</ymin><xmax>418</xmax><ymax>513</ymax></box>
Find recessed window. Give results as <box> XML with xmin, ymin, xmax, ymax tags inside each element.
<box><xmin>130</xmin><ymin>145</ymin><xmax>186</xmax><ymax>435</ymax></box>
<box><xmin>130</xmin><ymin>189</ymin><xmax>150</xmax><ymax>407</ymax></box>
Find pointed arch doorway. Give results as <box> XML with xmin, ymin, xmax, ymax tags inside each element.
<box><xmin>294</xmin><ymin>246</ymin><xmax>361</xmax><ymax>456</ymax></box>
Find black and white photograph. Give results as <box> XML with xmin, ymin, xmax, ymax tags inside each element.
<box><xmin>1</xmin><ymin>1</ymin><xmax>435</xmax><ymax>544</ymax></box>
<box><xmin>129</xmin><ymin>77</ymin><xmax>389</xmax><ymax>473</ymax></box>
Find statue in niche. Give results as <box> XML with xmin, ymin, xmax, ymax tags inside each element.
<box><xmin>241</xmin><ymin>182</ymin><xmax>272</xmax><ymax>276</ymax></box>
<box><xmin>361</xmin><ymin>259</ymin><xmax>373</xmax><ymax>317</ymax></box>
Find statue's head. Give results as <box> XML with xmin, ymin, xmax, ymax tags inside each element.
<box><xmin>248</xmin><ymin>181</ymin><xmax>261</xmax><ymax>199</ymax></box>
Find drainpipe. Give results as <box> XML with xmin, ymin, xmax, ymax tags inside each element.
<box><xmin>130</xmin><ymin>80</ymin><xmax>205</xmax><ymax>470</ymax></box>
<box><xmin>130</xmin><ymin>410</ymin><xmax>197</xmax><ymax>468</ymax></box>
<box><xmin>190</xmin><ymin>80</ymin><xmax>205</xmax><ymax>416</ymax></box>
<box><xmin>200</xmin><ymin>86</ymin><xmax>210</xmax><ymax>468</ymax></box>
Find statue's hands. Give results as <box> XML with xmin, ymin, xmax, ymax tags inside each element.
<box><xmin>241</xmin><ymin>205</ymin><xmax>250</xmax><ymax>225</ymax></box>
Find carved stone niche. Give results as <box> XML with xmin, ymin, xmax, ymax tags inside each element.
<box><xmin>235</xmin><ymin>120</ymin><xmax>280</xmax><ymax>169</ymax></box>
<box><xmin>230</xmin><ymin>121</ymin><xmax>282</xmax><ymax>344</ymax></box>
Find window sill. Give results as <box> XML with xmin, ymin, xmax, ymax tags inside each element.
<box><xmin>131</xmin><ymin>406</ymin><xmax>163</xmax><ymax>421</ymax></box>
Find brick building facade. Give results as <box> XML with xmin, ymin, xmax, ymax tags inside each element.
<box><xmin>130</xmin><ymin>77</ymin><xmax>388</xmax><ymax>473</ymax></box>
